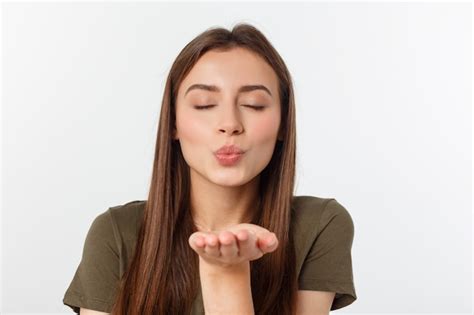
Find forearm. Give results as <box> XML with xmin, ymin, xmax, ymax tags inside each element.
<box><xmin>199</xmin><ymin>258</ymin><xmax>254</xmax><ymax>315</ymax></box>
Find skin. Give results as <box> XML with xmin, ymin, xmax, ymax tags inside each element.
<box><xmin>79</xmin><ymin>47</ymin><xmax>335</xmax><ymax>315</ymax></box>
<box><xmin>174</xmin><ymin>46</ymin><xmax>283</xmax><ymax>269</ymax></box>
<box><xmin>189</xmin><ymin>223</ymin><xmax>279</xmax><ymax>268</ymax></box>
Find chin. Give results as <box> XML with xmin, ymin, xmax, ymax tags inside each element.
<box><xmin>210</xmin><ymin>172</ymin><xmax>253</xmax><ymax>187</ymax></box>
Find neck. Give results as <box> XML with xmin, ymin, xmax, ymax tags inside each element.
<box><xmin>189</xmin><ymin>168</ymin><xmax>260</xmax><ymax>232</ymax></box>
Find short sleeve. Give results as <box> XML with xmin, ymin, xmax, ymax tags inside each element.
<box><xmin>63</xmin><ymin>209</ymin><xmax>120</xmax><ymax>313</ymax></box>
<box><xmin>298</xmin><ymin>199</ymin><xmax>357</xmax><ymax>310</ymax></box>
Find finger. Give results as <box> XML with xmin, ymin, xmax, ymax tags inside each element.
<box><xmin>188</xmin><ymin>232</ymin><xmax>200</xmax><ymax>249</ymax></box>
<box><xmin>237</xmin><ymin>229</ymin><xmax>263</xmax><ymax>260</ymax></box>
<box><xmin>189</xmin><ymin>233</ymin><xmax>207</xmax><ymax>255</ymax></box>
<box><xmin>236</xmin><ymin>229</ymin><xmax>249</xmax><ymax>242</ymax></box>
<box><xmin>204</xmin><ymin>233</ymin><xmax>221</xmax><ymax>257</ymax></box>
<box><xmin>195</xmin><ymin>235</ymin><xmax>206</xmax><ymax>248</ymax></box>
<box><xmin>258</xmin><ymin>232</ymin><xmax>279</xmax><ymax>253</ymax></box>
<box><xmin>218</xmin><ymin>231</ymin><xmax>238</xmax><ymax>258</ymax></box>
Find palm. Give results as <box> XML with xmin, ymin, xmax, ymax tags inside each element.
<box><xmin>188</xmin><ymin>223</ymin><xmax>279</xmax><ymax>268</ymax></box>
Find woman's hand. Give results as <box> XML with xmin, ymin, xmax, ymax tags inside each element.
<box><xmin>188</xmin><ymin>223</ymin><xmax>279</xmax><ymax>269</ymax></box>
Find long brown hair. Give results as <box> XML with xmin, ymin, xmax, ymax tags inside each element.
<box><xmin>110</xmin><ymin>22</ymin><xmax>298</xmax><ymax>315</ymax></box>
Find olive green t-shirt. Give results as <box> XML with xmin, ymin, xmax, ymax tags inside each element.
<box><xmin>62</xmin><ymin>195</ymin><xmax>357</xmax><ymax>313</ymax></box>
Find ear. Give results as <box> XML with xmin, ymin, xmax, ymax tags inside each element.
<box><xmin>172</xmin><ymin>128</ymin><xmax>179</xmax><ymax>140</ymax></box>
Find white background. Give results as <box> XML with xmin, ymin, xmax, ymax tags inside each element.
<box><xmin>1</xmin><ymin>1</ymin><xmax>472</xmax><ymax>314</ymax></box>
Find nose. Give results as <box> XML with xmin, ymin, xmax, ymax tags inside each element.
<box><xmin>218</xmin><ymin>104</ymin><xmax>243</xmax><ymax>136</ymax></box>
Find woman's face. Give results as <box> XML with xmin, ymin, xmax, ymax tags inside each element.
<box><xmin>174</xmin><ymin>47</ymin><xmax>282</xmax><ymax>187</ymax></box>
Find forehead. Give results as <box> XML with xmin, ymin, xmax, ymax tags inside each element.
<box><xmin>179</xmin><ymin>47</ymin><xmax>279</xmax><ymax>98</ymax></box>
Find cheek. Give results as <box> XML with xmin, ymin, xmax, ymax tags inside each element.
<box><xmin>176</xmin><ymin>111</ymin><xmax>208</xmax><ymax>143</ymax></box>
<box><xmin>251</xmin><ymin>111</ymin><xmax>280</xmax><ymax>142</ymax></box>
<box><xmin>246</xmin><ymin>111</ymin><xmax>281</xmax><ymax>167</ymax></box>
<box><xmin>175</xmin><ymin>111</ymin><xmax>210</xmax><ymax>166</ymax></box>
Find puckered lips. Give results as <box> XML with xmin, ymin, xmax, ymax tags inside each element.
<box><xmin>214</xmin><ymin>144</ymin><xmax>245</xmax><ymax>166</ymax></box>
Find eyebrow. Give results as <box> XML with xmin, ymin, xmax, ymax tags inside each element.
<box><xmin>184</xmin><ymin>84</ymin><xmax>272</xmax><ymax>97</ymax></box>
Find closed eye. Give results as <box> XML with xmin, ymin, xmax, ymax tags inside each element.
<box><xmin>193</xmin><ymin>105</ymin><xmax>266</xmax><ymax>111</ymax></box>
<box><xmin>193</xmin><ymin>104</ymin><xmax>216</xmax><ymax>110</ymax></box>
<box><xmin>244</xmin><ymin>105</ymin><xmax>266</xmax><ymax>111</ymax></box>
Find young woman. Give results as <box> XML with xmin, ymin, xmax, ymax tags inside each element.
<box><xmin>63</xmin><ymin>23</ymin><xmax>357</xmax><ymax>315</ymax></box>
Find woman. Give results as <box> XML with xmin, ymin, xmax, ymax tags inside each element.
<box><xmin>63</xmin><ymin>23</ymin><xmax>357</xmax><ymax>315</ymax></box>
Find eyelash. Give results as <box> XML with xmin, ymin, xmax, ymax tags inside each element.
<box><xmin>193</xmin><ymin>105</ymin><xmax>266</xmax><ymax>111</ymax></box>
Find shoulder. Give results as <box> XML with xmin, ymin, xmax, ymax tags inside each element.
<box><xmin>105</xmin><ymin>200</ymin><xmax>146</xmax><ymax>242</ymax></box>
<box><xmin>83</xmin><ymin>200</ymin><xmax>145</xmax><ymax>254</ymax></box>
<box><xmin>63</xmin><ymin>201</ymin><xmax>145</xmax><ymax>313</ymax></box>
<box><xmin>291</xmin><ymin>195</ymin><xmax>355</xmax><ymax>273</ymax></box>
<box><xmin>291</xmin><ymin>195</ymin><xmax>354</xmax><ymax>233</ymax></box>
<box><xmin>291</xmin><ymin>195</ymin><xmax>332</xmax><ymax>218</ymax></box>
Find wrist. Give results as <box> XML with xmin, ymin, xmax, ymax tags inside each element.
<box><xmin>198</xmin><ymin>256</ymin><xmax>250</xmax><ymax>276</ymax></box>
<box><xmin>198</xmin><ymin>258</ymin><xmax>254</xmax><ymax>314</ymax></box>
